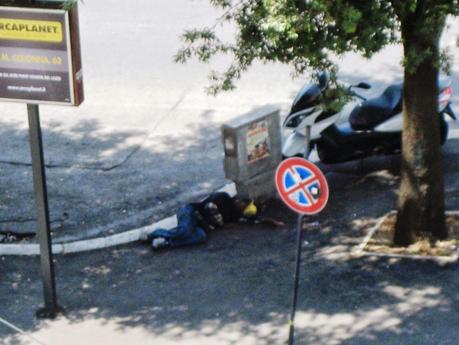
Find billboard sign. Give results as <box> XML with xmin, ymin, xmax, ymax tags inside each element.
<box><xmin>0</xmin><ymin>4</ymin><xmax>83</xmax><ymax>105</ymax></box>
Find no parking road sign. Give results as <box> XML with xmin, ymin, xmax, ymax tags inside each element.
<box><xmin>275</xmin><ymin>157</ymin><xmax>329</xmax><ymax>215</ymax></box>
<box><xmin>276</xmin><ymin>157</ymin><xmax>330</xmax><ymax>345</ymax></box>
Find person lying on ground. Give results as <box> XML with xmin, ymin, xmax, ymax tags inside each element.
<box><xmin>140</xmin><ymin>192</ymin><xmax>284</xmax><ymax>250</ymax></box>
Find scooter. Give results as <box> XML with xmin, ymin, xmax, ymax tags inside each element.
<box><xmin>282</xmin><ymin>72</ymin><xmax>456</xmax><ymax>163</ymax></box>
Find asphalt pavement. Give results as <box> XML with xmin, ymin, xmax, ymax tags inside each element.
<box><xmin>0</xmin><ymin>0</ymin><xmax>307</xmax><ymax>243</ymax></box>
<box><xmin>1</xmin><ymin>3</ymin><xmax>459</xmax><ymax>344</ymax></box>
<box><xmin>2</xmin><ymin>150</ymin><xmax>459</xmax><ymax>344</ymax></box>
<box><xmin>0</xmin><ymin>2</ymin><xmax>458</xmax><ymax>246</ymax></box>
<box><xmin>1</xmin><ymin>3</ymin><xmax>459</xmax><ymax>345</ymax></box>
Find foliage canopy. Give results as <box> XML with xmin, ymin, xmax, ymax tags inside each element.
<box><xmin>176</xmin><ymin>0</ymin><xmax>459</xmax><ymax>94</ymax></box>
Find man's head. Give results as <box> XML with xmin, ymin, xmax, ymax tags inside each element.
<box><xmin>203</xmin><ymin>202</ymin><xmax>224</xmax><ymax>228</ymax></box>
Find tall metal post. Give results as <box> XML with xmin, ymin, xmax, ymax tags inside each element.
<box><xmin>287</xmin><ymin>214</ymin><xmax>304</xmax><ymax>345</ymax></box>
<box><xmin>281</xmin><ymin>125</ymin><xmax>326</xmax><ymax>344</ymax></box>
<box><xmin>27</xmin><ymin>104</ymin><xmax>60</xmax><ymax>318</ymax></box>
<box><xmin>304</xmin><ymin>125</ymin><xmax>312</xmax><ymax>159</ymax></box>
<box><xmin>288</xmin><ymin>128</ymin><xmax>312</xmax><ymax>344</ymax></box>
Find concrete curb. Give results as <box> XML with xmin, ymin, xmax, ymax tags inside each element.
<box><xmin>0</xmin><ymin>183</ymin><xmax>237</xmax><ymax>256</ymax></box>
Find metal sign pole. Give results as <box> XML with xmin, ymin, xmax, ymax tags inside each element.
<box><xmin>287</xmin><ymin>214</ymin><xmax>304</xmax><ymax>345</ymax></box>
<box><xmin>304</xmin><ymin>125</ymin><xmax>311</xmax><ymax>159</ymax></box>
<box><xmin>27</xmin><ymin>104</ymin><xmax>60</xmax><ymax>319</ymax></box>
<box><xmin>288</xmin><ymin>128</ymin><xmax>312</xmax><ymax>344</ymax></box>
<box><xmin>276</xmin><ymin>132</ymin><xmax>329</xmax><ymax>345</ymax></box>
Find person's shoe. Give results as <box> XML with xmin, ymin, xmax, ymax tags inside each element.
<box><xmin>152</xmin><ymin>237</ymin><xmax>168</xmax><ymax>249</ymax></box>
<box><xmin>3</xmin><ymin>234</ymin><xmax>18</xmax><ymax>243</ymax></box>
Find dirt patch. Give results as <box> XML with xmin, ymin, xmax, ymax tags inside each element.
<box><xmin>363</xmin><ymin>212</ymin><xmax>459</xmax><ymax>257</ymax></box>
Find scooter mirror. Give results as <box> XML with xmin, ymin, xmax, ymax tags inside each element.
<box><xmin>356</xmin><ymin>82</ymin><xmax>371</xmax><ymax>90</ymax></box>
<box><xmin>316</xmin><ymin>71</ymin><xmax>330</xmax><ymax>91</ymax></box>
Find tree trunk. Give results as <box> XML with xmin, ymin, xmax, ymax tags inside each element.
<box><xmin>394</xmin><ymin>16</ymin><xmax>447</xmax><ymax>246</ymax></box>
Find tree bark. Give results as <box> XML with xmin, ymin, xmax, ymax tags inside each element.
<box><xmin>394</xmin><ymin>14</ymin><xmax>447</xmax><ymax>246</ymax></box>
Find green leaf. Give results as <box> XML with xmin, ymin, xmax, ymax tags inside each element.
<box><xmin>175</xmin><ymin>0</ymin><xmax>457</xmax><ymax>93</ymax></box>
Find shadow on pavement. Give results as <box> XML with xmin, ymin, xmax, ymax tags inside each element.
<box><xmin>1</xmin><ymin>149</ymin><xmax>459</xmax><ymax>344</ymax></box>
<box><xmin>0</xmin><ymin>110</ymin><xmax>228</xmax><ymax>241</ymax></box>
<box><xmin>0</xmin><ymin>66</ymin><xmax>458</xmax><ymax>345</ymax></box>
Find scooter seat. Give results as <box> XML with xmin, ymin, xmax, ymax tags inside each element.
<box><xmin>350</xmin><ymin>84</ymin><xmax>402</xmax><ymax>130</ymax></box>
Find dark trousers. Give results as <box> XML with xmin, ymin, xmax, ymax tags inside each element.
<box><xmin>148</xmin><ymin>205</ymin><xmax>207</xmax><ymax>248</ymax></box>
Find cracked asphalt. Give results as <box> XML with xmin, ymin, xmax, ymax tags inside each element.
<box><xmin>0</xmin><ymin>1</ymin><xmax>458</xmax><ymax>243</ymax></box>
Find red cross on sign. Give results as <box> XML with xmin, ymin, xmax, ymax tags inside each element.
<box><xmin>275</xmin><ymin>157</ymin><xmax>329</xmax><ymax>215</ymax></box>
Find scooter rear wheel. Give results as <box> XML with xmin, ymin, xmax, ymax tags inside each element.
<box><xmin>440</xmin><ymin>115</ymin><xmax>448</xmax><ymax>146</ymax></box>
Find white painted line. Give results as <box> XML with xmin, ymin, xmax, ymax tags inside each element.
<box><xmin>0</xmin><ymin>183</ymin><xmax>237</xmax><ymax>256</ymax></box>
<box><xmin>353</xmin><ymin>210</ymin><xmax>459</xmax><ymax>264</ymax></box>
<box><xmin>357</xmin><ymin>251</ymin><xmax>458</xmax><ymax>265</ymax></box>
<box><xmin>352</xmin><ymin>213</ymin><xmax>391</xmax><ymax>256</ymax></box>
<box><xmin>0</xmin><ymin>315</ymin><xmax>49</xmax><ymax>345</ymax></box>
